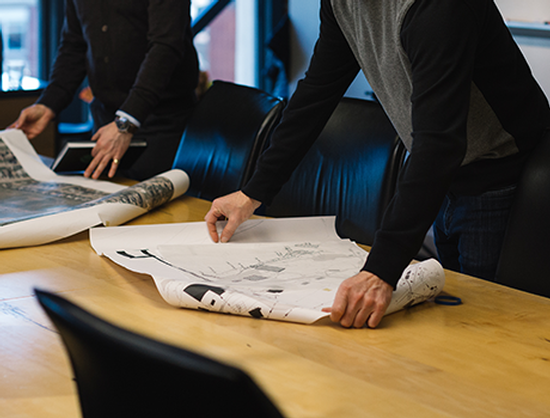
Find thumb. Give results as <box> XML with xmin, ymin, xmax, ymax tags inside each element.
<box><xmin>9</xmin><ymin>114</ymin><xmax>26</xmax><ymax>129</ymax></box>
<box><xmin>219</xmin><ymin>217</ymin><xmax>241</xmax><ymax>243</ymax></box>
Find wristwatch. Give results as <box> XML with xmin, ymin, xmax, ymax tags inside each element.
<box><xmin>115</xmin><ymin>115</ymin><xmax>138</xmax><ymax>135</ymax></box>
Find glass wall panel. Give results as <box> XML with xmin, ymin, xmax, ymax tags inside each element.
<box><xmin>192</xmin><ymin>0</ymin><xmax>236</xmax><ymax>86</ymax></box>
<box><xmin>0</xmin><ymin>0</ymin><xmax>40</xmax><ymax>90</ymax></box>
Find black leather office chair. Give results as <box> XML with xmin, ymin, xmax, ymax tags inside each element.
<box><xmin>35</xmin><ymin>289</ymin><xmax>285</xmax><ymax>418</ymax></box>
<box><xmin>265</xmin><ymin>97</ymin><xmax>406</xmax><ymax>246</ymax></box>
<box><xmin>495</xmin><ymin>136</ymin><xmax>550</xmax><ymax>298</ymax></box>
<box><xmin>172</xmin><ymin>80</ymin><xmax>285</xmax><ymax>201</ymax></box>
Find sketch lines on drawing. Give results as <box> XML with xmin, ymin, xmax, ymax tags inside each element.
<box><xmin>158</xmin><ymin>241</ymin><xmax>364</xmax><ymax>288</ymax></box>
<box><xmin>94</xmin><ymin>217</ymin><xmax>445</xmax><ymax>324</ymax></box>
<box><xmin>110</xmin><ymin>240</ymin><xmax>368</xmax><ymax>322</ymax></box>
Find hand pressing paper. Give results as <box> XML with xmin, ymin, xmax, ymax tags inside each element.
<box><xmin>91</xmin><ymin>216</ymin><xmax>445</xmax><ymax>324</ymax></box>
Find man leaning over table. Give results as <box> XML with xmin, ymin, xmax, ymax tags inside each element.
<box><xmin>10</xmin><ymin>0</ymin><xmax>199</xmax><ymax>181</ymax></box>
<box><xmin>205</xmin><ymin>0</ymin><xmax>550</xmax><ymax>328</ymax></box>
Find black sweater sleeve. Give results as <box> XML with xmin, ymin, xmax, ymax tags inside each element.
<box><xmin>39</xmin><ymin>0</ymin><xmax>196</xmax><ymax>123</ymax></box>
<box><xmin>117</xmin><ymin>0</ymin><xmax>193</xmax><ymax>122</ymax></box>
<box><xmin>38</xmin><ymin>0</ymin><xmax>88</xmax><ymax>115</ymax></box>
<box><xmin>242</xmin><ymin>0</ymin><xmax>360</xmax><ymax>204</ymax></box>
<box><xmin>363</xmin><ymin>0</ymin><xmax>481</xmax><ymax>286</ymax></box>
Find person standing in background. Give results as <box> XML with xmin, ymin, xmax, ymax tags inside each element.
<box><xmin>10</xmin><ymin>0</ymin><xmax>199</xmax><ymax>181</ymax></box>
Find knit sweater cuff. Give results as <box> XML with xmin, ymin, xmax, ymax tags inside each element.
<box><xmin>361</xmin><ymin>244</ymin><xmax>410</xmax><ymax>289</ymax></box>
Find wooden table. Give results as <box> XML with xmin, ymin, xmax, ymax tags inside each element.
<box><xmin>1</xmin><ymin>195</ymin><xmax>550</xmax><ymax>418</ymax></box>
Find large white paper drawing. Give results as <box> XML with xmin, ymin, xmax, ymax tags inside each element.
<box><xmin>91</xmin><ymin>217</ymin><xmax>445</xmax><ymax>324</ymax></box>
<box><xmin>0</xmin><ymin>129</ymin><xmax>189</xmax><ymax>249</ymax></box>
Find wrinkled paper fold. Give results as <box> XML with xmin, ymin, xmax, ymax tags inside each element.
<box><xmin>91</xmin><ymin>217</ymin><xmax>445</xmax><ymax>324</ymax></box>
<box><xmin>0</xmin><ymin>129</ymin><xmax>189</xmax><ymax>248</ymax></box>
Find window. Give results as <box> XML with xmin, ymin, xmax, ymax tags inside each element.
<box><xmin>0</xmin><ymin>0</ymin><xmax>40</xmax><ymax>89</ymax></box>
<box><xmin>192</xmin><ymin>0</ymin><xmax>237</xmax><ymax>84</ymax></box>
<box><xmin>191</xmin><ymin>0</ymin><xmax>288</xmax><ymax>96</ymax></box>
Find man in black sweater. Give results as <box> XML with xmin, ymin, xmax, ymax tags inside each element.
<box><xmin>205</xmin><ymin>0</ymin><xmax>550</xmax><ymax>328</ymax></box>
<box><xmin>11</xmin><ymin>0</ymin><xmax>199</xmax><ymax>181</ymax></box>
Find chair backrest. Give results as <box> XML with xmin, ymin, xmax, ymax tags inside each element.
<box><xmin>35</xmin><ymin>289</ymin><xmax>285</xmax><ymax>418</ymax></box>
<box><xmin>495</xmin><ymin>136</ymin><xmax>550</xmax><ymax>298</ymax></box>
<box><xmin>264</xmin><ymin>97</ymin><xmax>405</xmax><ymax>246</ymax></box>
<box><xmin>172</xmin><ymin>80</ymin><xmax>285</xmax><ymax>201</ymax></box>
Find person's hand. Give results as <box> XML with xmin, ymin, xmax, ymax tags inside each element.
<box><xmin>84</xmin><ymin>122</ymin><xmax>132</xmax><ymax>179</ymax></box>
<box><xmin>323</xmin><ymin>271</ymin><xmax>393</xmax><ymax>328</ymax></box>
<box><xmin>9</xmin><ymin>104</ymin><xmax>56</xmax><ymax>139</ymax></box>
<box><xmin>204</xmin><ymin>191</ymin><xmax>261</xmax><ymax>243</ymax></box>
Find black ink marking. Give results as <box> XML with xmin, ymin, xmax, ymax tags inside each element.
<box><xmin>116</xmin><ymin>250</ymin><xmax>212</xmax><ymax>281</ymax></box>
<box><xmin>184</xmin><ymin>284</ymin><xmax>225</xmax><ymax>301</ymax></box>
<box><xmin>248</xmin><ymin>307</ymin><xmax>264</xmax><ymax>319</ymax></box>
<box><xmin>117</xmin><ymin>250</ymin><xmax>151</xmax><ymax>259</ymax></box>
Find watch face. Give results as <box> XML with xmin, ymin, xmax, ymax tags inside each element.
<box><xmin>116</xmin><ymin>117</ymin><xmax>130</xmax><ymax>131</ymax></box>
<box><xmin>116</xmin><ymin>116</ymin><xmax>137</xmax><ymax>134</ymax></box>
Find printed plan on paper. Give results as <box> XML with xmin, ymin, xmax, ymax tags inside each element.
<box><xmin>91</xmin><ymin>217</ymin><xmax>445</xmax><ymax>324</ymax></box>
<box><xmin>0</xmin><ymin>129</ymin><xmax>189</xmax><ymax>248</ymax></box>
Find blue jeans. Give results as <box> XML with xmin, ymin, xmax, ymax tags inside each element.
<box><xmin>433</xmin><ymin>184</ymin><xmax>517</xmax><ymax>281</ymax></box>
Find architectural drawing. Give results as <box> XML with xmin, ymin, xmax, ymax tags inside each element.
<box><xmin>91</xmin><ymin>217</ymin><xmax>445</xmax><ymax>325</ymax></box>
<box><xmin>81</xmin><ymin>176</ymin><xmax>176</xmax><ymax>212</ymax></box>
<box><xmin>0</xmin><ymin>129</ymin><xmax>189</xmax><ymax>248</ymax></box>
<box><xmin>0</xmin><ymin>138</ymin><xmax>108</xmax><ymax>225</ymax></box>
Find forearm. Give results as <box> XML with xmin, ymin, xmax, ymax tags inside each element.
<box><xmin>364</xmin><ymin>0</ymin><xmax>478</xmax><ymax>287</ymax></box>
<box><xmin>244</xmin><ymin>0</ymin><xmax>360</xmax><ymax>205</ymax></box>
<box><xmin>38</xmin><ymin>0</ymin><xmax>87</xmax><ymax>114</ymax></box>
<box><xmin>363</xmin><ymin>141</ymin><xmax>464</xmax><ymax>287</ymax></box>
<box><xmin>118</xmin><ymin>0</ymin><xmax>194</xmax><ymax>122</ymax></box>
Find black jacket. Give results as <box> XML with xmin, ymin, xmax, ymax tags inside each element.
<box><xmin>39</xmin><ymin>0</ymin><xmax>199</xmax><ymax>124</ymax></box>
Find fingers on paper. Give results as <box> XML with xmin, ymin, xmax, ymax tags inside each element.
<box><xmin>366</xmin><ymin>307</ymin><xmax>386</xmax><ymax>329</ymax></box>
<box><xmin>10</xmin><ymin>105</ymin><xmax>54</xmax><ymax>139</ymax></box>
<box><xmin>85</xmin><ymin>159</ymin><xmax>101</xmax><ymax>179</ymax></box>
<box><xmin>205</xmin><ymin>193</ymin><xmax>249</xmax><ymax>243</ymax></box>
<box><xmin>331</xmin><ymin>287</ymin><xmax>371</xmax><ymax>328</ymax></box>
<box><xmin>204</xmin><ymin>207</ymin><xmax>225</xmax><ymax>242</ymax></box>
<box><xmin>331</xmin><ymin>292</ymin><xmax>380</xmax><ymax>329</ymax></box>
<box><xmin>219</xmin><ymin>217</ymin><xmax>240</xmax><ymax>243</ymax></box>
<box><xmin>330</xmin><ymin>272</ymin><xmax>392</xmax><ymax>329</ymax></box>
<box><xmin>84</xmin><ymin>153</ymin><xmax>111</xmax><ymax>179</ymax></box>
<box><xmin>9</xmin><ymin>112</ymin><xmax>34</xmax><ymax>137</ymax></box>
<box><xmin>8</xmin><ymin>114</ymin><xmax>25</xmax><ymax>130</ymax></box>
<box><xmin>107</xmin><ymin>159</ymin><xmax>120</xmax><ymax>178</ymax></box>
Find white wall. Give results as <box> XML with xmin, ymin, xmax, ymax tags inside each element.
<box><xmin>288</xmin><ymin>0</ymin><xmax>550</xmax><ymax>100</ymax></box>
<box><xmin>496</xmin><ymin>0</ymin><xmax>550</xmax><ymax>100</ymax></box>
<box><xmin>495</xmin><ymin>0</ymin><xmax>550</xmax><ymax>22</ymax></box>
<box><xmin>512</xmin><ymin>36</ymin><xmax>550</xmax><ymax>99</ymax></box>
